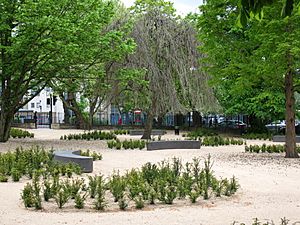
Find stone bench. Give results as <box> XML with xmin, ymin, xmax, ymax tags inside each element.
<box><xmin>129</xmin><ymin>130</ymin><xmax>166</xmax><ymax>136</ymax></box>
<box><xmin>273</xmin><ymin>135</ymin><xmax>300</xmax><ymax>143</ymax></box>
<box><xmin>53</xmin><ymin>150</ymin><xmax>93</xmax><ymax>172</ymax></box>
<box><xmin>147</xmin><ymin>140</ymin><xmax>201</xmax><ymax>151</ymax></box>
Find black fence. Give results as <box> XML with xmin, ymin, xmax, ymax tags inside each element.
<box><xmin>13</xmin><ymin>111</ymin><xmax>249</xmax><ymax>134</ymax></box>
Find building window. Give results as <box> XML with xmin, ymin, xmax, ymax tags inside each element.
<box><xmin>31</xmin><ymin>103</ymin><xmax>35</xmax><ymax>108</ymax></box>
<box><xmin>36</xmin><ymin>102</ymin><xmax>40</xmax><ymax>108</ymax></box>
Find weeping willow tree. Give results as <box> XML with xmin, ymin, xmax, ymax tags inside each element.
<box><xmin>126</xmin><ymin>2</ymin><xmax>219</xmax><ymax>139</ymax></box>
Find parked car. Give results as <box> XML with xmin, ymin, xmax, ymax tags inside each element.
<box><xmin>265</xmin><ymin>120</ymin><xmax>286</xmax><ymax>133</ymax></box>
<box><xmin>217</xmin><ymin>120</ymin><xmax>247</xmax><ymax>134</ymax></box>
<box><xmin>265</xmin><ymin>120</ymin><xmax>300</xmax><ymax>134</ymax></box>
<box><xmin>218</xmin><ymin>120</ymin><xmax>247</xmax><ymax>129</ymax></box>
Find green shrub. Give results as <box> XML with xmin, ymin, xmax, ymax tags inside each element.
<box><xmin>61</xmin><ymin>131</ymin><xmax>116</xmax><ymax>141</ymax></box>
<box><xmin>21</xmin><ymin>183</ymin><xmax>35</xmax><ymax>208</ymax></box>
<box><xmin>111</xmin><ymin>130</ymin><xmax>129</xmax><ymax>135</ymax></box>
<box><xmin>201</xmin><ymin>136</ymin><xmax>244</xmax><ymax>146</ymax></box>
<box><xmin>20</xmin><ymin>156</ymin><xmax>239</xmax><ymax>211</ymax></box>
<box><xmin>0</xmin><ymin>174</ymin><xmax>8</xmax><ymax>182</ymax></box>
<box><xmin>0</xmin><ymin>146</ymin><xmax>82</xmax><ymax>182</ymax></box>
<box><xmin>242</xmin><ymin>132</ymin><xmax>272</xmax><ymax>141</ymax></box>
<box><xmin>107</xmin><ymin>139</ymin><xmax>146</xmax><ymax>150</ymax></box>
<box><xmin>134</xmin><ymin>194</ymin><xmax>145</xmax><ymax>209</ymax></box>
<box><xmin>10</xmin><ymin>128</ymin><xmax>34</xmax><ymax>139</ymax></box>
<box><xmin>75</xmin><ymin>192</ymin><xmax>87</xmax><ymax>209</ymax></box>
<box><xmin>94</xmin><ymin>175</ymin><xmax>107</xmax><ymax>211</ymax></box>
<box><xmin>245</xmin><ymin>144</ymin><xmax>289</xmax><ymax>153</ymax></box>
<box><xmin>186</xmin><ymin>128</ymin><xmax>217</xmax><ymax>140</ymax></box>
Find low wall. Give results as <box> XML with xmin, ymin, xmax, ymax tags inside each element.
<box><xmin>51</xmin><ymin>124</ymin><xmax>77</xmax><ymax>129</ymax></box>
<box><xmin>147</xmin><ymin>140</ymin><xmax>201</xmax><ymax>151</ymax></box>
<box><xmin>130</xmin><ymin>130</ymin><xmax>166</xmax><ymax>136</ymax></box>
<box><xmin>12</xmin><ymin>123</ymin><xmax>35</xmax><ymax>129</ymax></box>
<box><xmin>53</xmin><ymin>150</ymin><xmax>93</xmax><ymax>173</ymax></box>
<box><xmin>273</xmin><ymin>135</ymin><xmax>300</xmax><ymax>142</ymax></box>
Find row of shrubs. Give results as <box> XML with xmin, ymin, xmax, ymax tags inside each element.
<box><xmin>60</xmin><ymin>131</ymin><xmax>116</xmax><ymax>141</ymax></box>
<box><xmin>10</xmin><ymin>128</ymin><xmax>34</xmax><ymax>138</ymax></box>
<box><xmin>111</xmin><ymin>130</ymin><xmax>129</xmax><ymax>135</ymax></box>
<box><xmin>183</xmin><ymin>128</ymin><xmax>217</xmax><ymax>139</ymax></box>
<box><xmin>0</xmin><ymin>146</ymin><xmax>102</xmax><ymax>182</ymax></box>
<box><xmin>107</xmin><ymin>139</ymin><xmax>146</xmax><ymax>150</ymax></box>
<box><xmin>79</xmin><ymin>150</ymin><xmax>102</xmax><ymax>161</ymax></box>
<box><xmin>245</xmin><ymin>144</ymin><xmax>300</xmax><ymax>153</ymax></box>
<box><xmin>21</xmin><ymin>157</ymin><xmax>239</xmax><ymax>211</ymax></box>
<box><xmin>201</xmin><ymin>136</ymin><xmax>244</xmax><ymax>146</ymax></box>
<box><xmin>241</xmin><ymin>132</ymin><xmax>272</xmax><ymax>141</ymax></box>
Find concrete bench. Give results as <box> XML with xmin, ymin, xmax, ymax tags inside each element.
<box><xmin>273</xmin><ymin>135</ymin><xmax>300</xmax><ymax>143</ymax></box>
<box><xmin>147</xmin><ymin>140</ymin><xmax>201</xmax><ymax>151</ymax></box>
<box><xmin>129</xmin><ymin>130</ymin><xmax>166</xmax><ymax>136</ymax></box>
<box><xmin>53</xmin><ymin>150</ymin><xmax>93</xmax><ymax>173</ymax></box>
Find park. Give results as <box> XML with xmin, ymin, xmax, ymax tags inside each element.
<box><xmin>1</xmin><ymin>0</ymin><xmax>300</xmax><ymax>224</ymax></box>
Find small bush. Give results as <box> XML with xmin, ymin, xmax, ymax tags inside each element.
<box><xmin>10</xmin><ymin>128</ymin><xmax>34</xmax><ymax>139</ymax></box>
<box><xmin>245</xmin><ymin>144</ymin><xmax>291</xmax><ymax>153</ymax></box>
<box><xmin>107</xmin><ymin>139</ymin><xmax>146</xmax><ymax>150</ymax></box>
<box><xmin>60</xmin><ymin>131</ymin><xmax>116</xmax><ymax>141</ymax></box>
<box><xmin>21</xmin><ymin>183</ymin><xmax>35</xmax><ymax>208</ymax></box>
<box><xmin>201</xmin><ymin>136</ymin><xmax>244</xmax><ymax>146</ymax></box>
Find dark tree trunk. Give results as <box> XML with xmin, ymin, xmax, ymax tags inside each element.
<box><xmin>74</xmin><ymin>111</ymin><xmax>91</xmax><ymax>130</ymax></box>
<box><xmin>0</xmin><ymin>111</ymin><xmax>14</xmax><ymax>142</ymax></box>
<box><xmin>248</xmin><ymin>114</ymin><xmax>268</xmax><ymax>133</ymax></box>
<box><xmin>142</xmin><ymin>111</ymin><xmax>154</xmax><ymax>140</ymax></box>
<box><xmin>285</xmin><ymin>69</ymin><xmax>299</xmax><ymax>158</ymax></box>
<box><xmin>157</xmin><ymin>115</ymin><xmax>163</xmax><ymax>128</ymax></box>
<box><xmin>192</xmin><ymin>111</ymin><xmax>201</xmax><ymax>127</ymax></box>
<box><xmin>63</xmin><ymin>100</ymin><xmax>70</xmax><ymax>124</ymax></box>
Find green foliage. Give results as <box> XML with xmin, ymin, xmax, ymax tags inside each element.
<box><xmin>75</xmin><ymin>192</ymin><xmax>88</xmax><ymax>209</ymax></box>
<box><xmin>109</xmin><ymin>172</ymin><xmax>126</xmax><ymax>202</ymax></box>
<box><xmin>32</xmin><ymin>174</ymin><xmax>42</xmax><ymax>210</ymax></box>
<box><xmin>201</xmin><ymin>136</ymin><xmax>244</xmax><ymax>146</ymax></box>
<box><xmin>118</xmin><ymin>196</ymin><xmax>128</xmax><ymax>210</ymax></box>
<box><xmin>197</xmin><ymin>0</ymin><xmax>290</xmax><ymax>121</ymax></box>
<box><xmin>94</xmin><ymin>175</ymin><xmax>107</xmax><ymax>211</ymax></box>
<box><xmin>134</xmin><ymin>194</ymin><xmax>145</xmax><ymax>209</ymax></box>
<box><xmin>245</xmin><ymin>144</ymin><xmax>300</xmax><ymax>153</ymax></box>
<box><xmin>111</xmin><ymin>130</ymin><xmax>129</xmax><ymax>135</ymax></box>
<box><xmin>10</xmin><ymin>129</ymin><xmax>34</xmax><ymax>139</ymax></box>
<box><xmin>60</xmin><ymin>131</ymin><xmax>116</xmax><ymax>141</ymax></box>
<box><xmin>21</xmin><ymin>183</ymin><xmax>35</xmax><ymax>208</ymax></box>
<box><xmin>0</xmin><ymin>174</ymin><xmax>8</xmax><ymax>182</ymax></box>
<box><xmin>242</xmin><ymin>133</ymin><xmax>272</xmax><ymax>140</ymax></box>
<box><xmin>21</xmin><ymin>157</ymin><xmax>239</xmax><ymax>211</ymax></box>
<box><xmin>107</xmin><ymin>139</ymin><xmax>146</xmax><ymax>150</ymax></box>
<box><xmin>186</xmin><ymin>128</ymin><xmax>218</xmax><ymax>139</ymax></box>
<box><xmin>80</xmin><ymin>150</ymin><xmax>102</xmax><ymax>161</ymax></box>
<box><xmin>0</xmin><ymin>146</ymin><xmax>82</xmax><ymax>181</ymax></box>
<box><xmin>11</xmin><ymin>167</ymin><xmax>21</xmax><ymax>182</ymax></box>
<box><xmin>54</xmin><ymin>189</ymin><xmax>71</xmax><ymax>209</ymax></box>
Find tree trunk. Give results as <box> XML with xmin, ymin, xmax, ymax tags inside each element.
<box><xmin>63</xmin><ymin>101</ymin><xmax>70</xmax><ymax>125</ymax></box>
<box><xmin>192</xmin><ymin>111</ymin><xmax>201</xmax><ymax>127</ymax></box>
<box><xmin>157</xmin><ymin>115</ymin><xmax>163</xmax><ymax>128</ymax></box>
<box><xmin>141</xmin><ymin>111</ymin><xmax>154</xmax><ymax>140</ymax></box>
<box><xmin>285</xmin><ymin>69</ymin><xmax>299</xmax><ymax>158</ymax></box>
<box><xmin>0</xmin><ymin>111</ymin><xmax>14</xmax><ymax>142</ymax></box>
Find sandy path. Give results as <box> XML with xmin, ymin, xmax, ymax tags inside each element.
<box><xmin>0</xmin><ymin>129</ymin><xmax>299</xmax><ymax>225</ymax></box>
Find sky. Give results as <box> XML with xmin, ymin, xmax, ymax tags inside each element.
<box><xmin>120</xmin><ymin>0</ymin><xmax>203</xmax><ymax>15</ymax></box>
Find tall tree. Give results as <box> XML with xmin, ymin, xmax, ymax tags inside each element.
<box><xmin>0</xmin><ymin>0</ymin><xmax>123</xmax><ymax>141</ymax></box>
<box><xmin>198</xmin><ymin>0</ymin><xmax>300</xmax><ymax>158</ymax></box>
<box><xmin>126</xmin><ymin>0</ymin><xmax>218</xmax><ymax>139</ymax></box>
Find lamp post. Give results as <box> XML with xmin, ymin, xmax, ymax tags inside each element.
<box><xmin>49</xmin><ymin>94</ymin><xmax>52</xmax><ymax>129</ymax></box>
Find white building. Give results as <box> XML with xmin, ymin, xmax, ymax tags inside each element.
<box><xmin>22</xmin><ymin>88</ymin><xmax>65</xmax><ymax>124</ymax></box>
